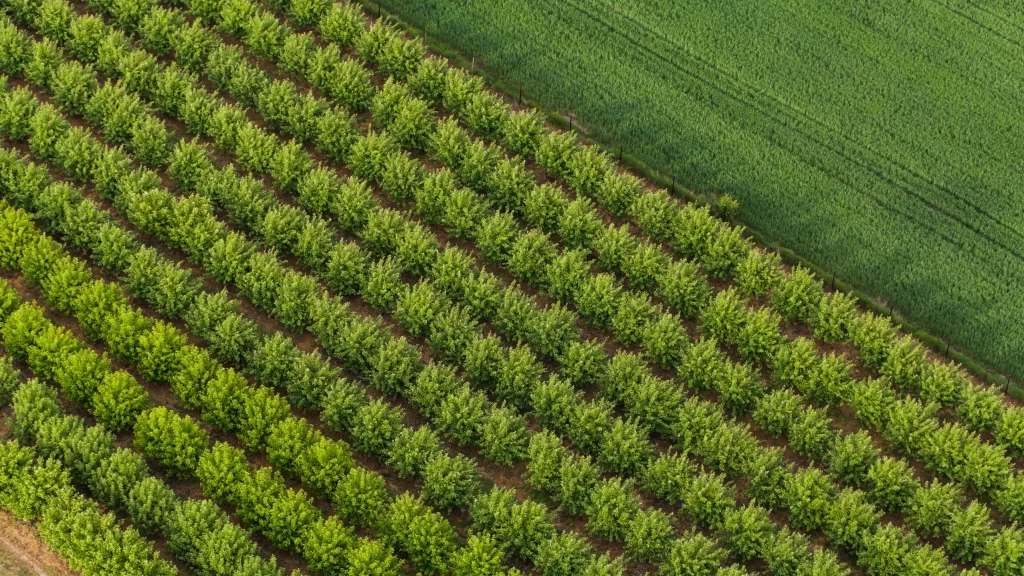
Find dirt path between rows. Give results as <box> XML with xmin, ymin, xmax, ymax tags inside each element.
<box><xmin>0</xmin><ymin>510</ymin><xmax>76</xmax><ymax>576</ymax></box>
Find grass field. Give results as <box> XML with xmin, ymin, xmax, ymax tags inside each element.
<box><xmin>379</xmin><ymin>0</ymin><xmax>1024</xmax><ymax>380</ymax></box>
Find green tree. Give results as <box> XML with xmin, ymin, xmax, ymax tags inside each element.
<box><xmin>92</xmin><ymin>371</ymin><xmax>148</xmax><ymax>433</ymax></box>
<box><xmin>134</xmin><ymin>406</ymin><xmax>208</xmax><ymax>478</ymax></box>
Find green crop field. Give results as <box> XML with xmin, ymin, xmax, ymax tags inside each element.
<box><xmin>379</xmin><ymin>0</ymin><xmax>1024</xmax><ymax>380</ymax></box>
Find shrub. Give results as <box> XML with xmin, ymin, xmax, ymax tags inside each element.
<box><xmin>200</xmin><ymin>367</ymin><xmax>247</xmax><ymax>433</ymax></box>
<box><xmin>448</xmin><ymin>532</ymin><xmax>507</xmax><ymax>576</ymax></box>
<box><xmin>918</xmin><ymin>362</ymin><xmax>965</xmax><ymax>408</ymax></box>
<box><xmin>826</xmin><ymin>430</ymin><xmax>877</xmax><ymax>486</ymax></box>
<box><xmin>586</xmin><ymin>478</ymin><xmax>640</xmax><ymax>542</ymax></box>
<box><xmin>702</xmin><ymin>225</ymin><xmax>749</xmax><ymax>278</ymax></box>
<box><xmin>593</xmin><ymin>223</ymin><xmax>636</xmax><ymax>272</ymax></box>
<box><xmin>126</xmin><ymin>476</ymin><xmax>177</xmax><ymax>538</ymax></box>
<box><xmin>701</xmin><ymin>287</ymin><xmax>747</xmax><ymax>345</ymax></box>
<box><xmin>880</xmin><ymin>335</ymin><xmax>928</xmax><ymax>393</ymax></box>
<box><xmin>266</xmin><ymin>417</ymin><xmax>319</xmax><ymax>478</ymax></box>
<box><xmin>575</xmin><ymin>273</ymin><xmax>621</xmax><ymax>330</ymax></box>
<box><xmin>947</xmin><ymin>501</ymin><xmax>994</xmax><ymax>563</ymax></box>
<box><xmin>350</xmin><ymin>399</ymin><xmax>403</xmax><ymax>457</ymax></box>
<box><xmin>996</xmin><ymin>407</ymin><xmax>1024</xmax><ymax>459</ymax></box>
<box><xmin>736</xmin><ymin>249</ymin><xmax>782</xmax><ymax>297</ymax></box>
<box><xmin>395</xmin><ymin>281</ymin><xmax>446</xmax><ymax>338</ymax></box>
<box><xmin>641</xmin><ymin>451</ymin><xmax>695</xmax><ymax>503</ymax></box>
<box><xmin>996</xmin><ymin>474</ymin><xmax>1024</xmax><ymax>525</ymax></box>
<box><xmin>526</xmin><ymin>430</ymin><xmax>566</xmax><ymax>494</ymax></box>
<box><xmin>857</xmin><ymin>524</ymin><xmax>914</xmax><ymax>576</ymax></box>
<box><xmin>598</xmin><ymin>418</ymin><xmax>652</xmax><ymax>477</ymax></box>
<box><xmin>0</xmin><ymin>357</ymin><xmax>21</xmax><ymax>409</ymax></box>
<box><xmin>363</xmin><ymin>257</ymin><xmax>404</xmax><ymax>312</ymax></box>
<box><xmin>507</xmin><ymin>230</ymin><xmax>556</xmax><ymax>288</ymax></box>
<box><xmin>867</xmin><ymin>456</ymin><xmax>919</xmax><ymax>512</ymax></box>
<box><xmin>92</xmin><ymin>371</ymin><xmax>148</xmax><ymax>433</ymax></box>
<box><xmin>170</xmin><ymin>345</ymin><xmax>217</xmax><ymax>412</ymax></box>
<box><xmin>422</xmin><ymin>453</ymin><xmax>479</xmax><ymax>511</ymax></box>
<box><xmin>772</xmin><ymin>266</ymin><xmax>822</xmax><ymax>323</ymax></box>
<box><xmin>724</xmin><ymin>502</ymin><xmax>773</xmax><ymax>561</ymax></box>
<box><xmin>957</xmin><ymin>384</ymin><xmax>1003</xmax><ymax>433</ymax></box>
<box><xmin>52</xmin><ymin>62</ymin><xmax>97</xmax><ymax>117</ymax></box>
<box><xmin>796</xmin><ymin>550</ymin><xmax>849</xmax><ymax>576</ymax></box>
<box><xmin>813</xmin><ymin>291</ymin><xmax>858</xmax><ymax>342</ymax></box>
<box><xmin>982</xmin><ymin>526</ymin><xmax>1024</xmax><ymax>576</ymax></box>
<box><xmin>497</xmin><ymin>107</ymin><xmax>542</xmax><ymax>154</ymax></box>
<box><xmin>479</xmin><ymin>406</ymin><xmax>529</xmax><ymax>465</ymax></box>
<box><xmin>677</xmin><ymin>337</ymin><xmax>724</xmax><ymax>392</ymax></box>
<box><xmin>333</xmin><ymin>466</ymin><xmax>390</xmax><ymax>530</ymax></box>
<box><xmin>848</xmin><ymin>376</ymin><xmax>896</xmax><ymax>429</ymax></box>
<box><xmin>681</xmin><ymin>472</ymin><xmax>735</xmax><ymax>530</ymax></box>
<box><xmin>534</xmin><ymin>532</ymin><xmax>592</xmax><ymax>576</ymax></box>
<box><xmin>906</xmin><ymin>481</ymin><xmax>961</xmax><ymax>539</ymax></box>
<box><xmin>660</xmin><ymin>533</ymin><xmax>727</xmax><ymax>576</ymax></box>
<box><xmin>716</xmin><ymin>361</ymin><xmax>765</xmax><ymax>415</ymax></box>
<box><xmin>813</xmin><ymin>353</ymin><xmax>853</xmax><ymax>406</ymax></box>
<box><xmin>134</xmin><ymin>406</ymin><xmax>208</xmax><ymax>478</ymax></box>
<box><xmin>558</xmin><ymin>197</ymin><xmax>603</xmax><ymax>251</ymax></box>
<box><xmin>136</xmin><ymin>321</ymin><xmax>186</xmax><ymax>384</ymax></box>
<box><xmin>386</xmin><ymin>493</ymin><xmax>457</xmax><ymax>575</ymax></box>
<box><xmin>204</xmin><ymin>309</ymin><xmax>260</xmax><ymax>366</ymax></box>
<box><xmin>196</xmin><ymin>441</ymin><xmax>249</xmax><ymax>505</ymax></box>
<box><xmin>387</xmin><ymin>426</ymin><xmax>442</xmax><ymax>480</ymax></box>
<box><xmin>470</xmin><ymin>487</ymin><xmax>554</xmax><ymax>561</ymax></box>
<box><xmin>882</xmin><ymin>396</ymin><xmax>937</xmax><ymax>454</ymax></box>
<box><xmin>437</xmin><ymin>386</ymin><xmax>488</xmax><ymax>446</ymax></box>
<box><xmin>554</xmin><ymin>454</ymin><xmax>599</xmax><ymax>515</ymax></box>
<box><xmin>531</xmin><ymin>375</ymin><xmax>580</xmax><ymax>432</ymax></box>
<box><xmin>789</xmin><ymin>407</ymin><xmax>836</xmax><ymax>462</ymax></box>
<box><xmin>823</xmin><ymin>488</ymin><xmax>881</xmax><ymax>552</ymax></box>
<box><xmin>785</xmin><ymin>467</ymin><xmax>833</xmax><ymax>531</ymax></box>
<box><xmin>303</xmin><ymin>516</ymin><xmax>356</xmax><ymax>576</ymax></box>
<box><xmin>611</xmin><ymin>292</ymin><xmax>656</xmax><ymax>347</ymax></box>
<box><xmin>753</xmin><ymin>389</ymin><xmax>801</xmax><ymax>437</ymax></box>
<box><xmin>52</xmin><ymin>348</ymin><xmax>109</xmax><ymax>407</ymax></box>
<box><xmin>344</xmin><ymin>537</ymin><xmax>401</xmax><ymax>576</ymax></box>
<box><xmin>763</xmin><ymin>528</ymin><xmax>811</xmax><ymax>576</ymax></box>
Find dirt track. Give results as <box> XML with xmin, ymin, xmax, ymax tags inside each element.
<box><xmin>0</xmin><ymin>508</ymin><xmax>75</xmax><ymax>576</ymax></box>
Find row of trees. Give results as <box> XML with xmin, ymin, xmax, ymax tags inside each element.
<box><xmin>64</xmin><ymin>1</ymin><xmax>1024</xmax><ymax>569</ymax></box>
<box><xmin>267</xmin><ymin>0</ymin><xmax>1009</xmax><ymax>453</ymax></box>
<box><xmin>199</xmin><ymin>3</ymin><xmax>1024</xmax><ymax>531</ymax></box>
<box><xmin>0</xmin><ymin>164</ymin><xmax>514</xmax><ymax>574</ymax></box>
<box><xmin>2</xmin><ymin>8</ymin><xmax>831</xmax><ymax>573</ymax></box>
<box><xmin>0</xmin><ymin>437</ymin><xmax>178</xmax><ymax>576</ymax></box>
<box><xmin>0</xmin><ymin>30</ymin><xmax>614</xmax><ymax>569</ymax></box>
<box><xmin>0</xmin><ymin>335</ymin><xmax>282</xmax><ymax>575</ymax></box>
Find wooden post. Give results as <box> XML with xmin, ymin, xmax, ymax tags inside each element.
<box><xmin>776</xmin><ymin>239</ymin><xmax>780</xmax><ymax>254</ymax></box>
<box><xmin>944</xmin><ymin>342</ymin><xmax>949</xmax><ymax>357</ymax></box>
<box><xmin>619</xmin><ymin>145</ymin><xmax>623</xmax><ymax>162</ymax></box>
<box><xmin>831</xmin><ymin>273</ymin><xmax>835</xmax><ymax>290</ymax></box>
<box><xmin>518</xmin><ymin>85</ymin><xmax>522</xmax><ymax>103</ymax></box>
<box><xmin>471</xmin><ymin>58</ymin><xmax>475</xmax><ymax>74</ymax></box>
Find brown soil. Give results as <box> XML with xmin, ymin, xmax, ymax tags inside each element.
<box><xmin>0</xmin><ymin>510</ymin><xmax>76</xmax><ymax>576</ymax></box>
